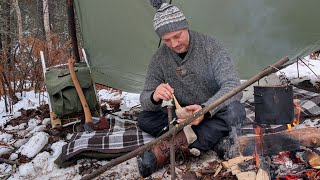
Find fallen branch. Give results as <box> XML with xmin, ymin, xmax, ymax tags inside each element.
<box><xmin>213</xmin><ymin>164</ymin><xmax>223</xmax><ymax>177</ymax></box>
<box><xmin>81</xmin><ymin>57</ymin><xmax>289</xmax><ymax>180</ymax></box>
<box><xmin>0</xmin><ymin>158</ymin><xmax>21</xmax><ymax>166</ymax></box>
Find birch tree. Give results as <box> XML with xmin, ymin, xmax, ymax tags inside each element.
<box><xmin>43</xmin><ymin>0</ymin><xmax>52</xmax><ymax>49</ymax></box>
<box><xmin>11</xmin><ymin>0</ymin><xmax>23</xmax><ymax>43</ymax></box>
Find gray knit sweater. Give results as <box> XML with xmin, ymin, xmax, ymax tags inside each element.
<box><xmin>140</xmin><ymin>30</ymin><xmax>242</xmax><ymax>116</ymax></box>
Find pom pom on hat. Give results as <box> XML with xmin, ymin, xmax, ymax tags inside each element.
<box><xmin>149</xmin><ymin>0</ymin><xmax>166</xmax><ymax>10</ymax></box>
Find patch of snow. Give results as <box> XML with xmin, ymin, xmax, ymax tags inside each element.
<box><xmin>0</xmin><ymin>145</ymin><xmax>14</xmax><ymax>156</ymax></box>
<box><xmin>98</xmin><ymin>89</ymin><xmax>140</xmax><ymax>110</ymax></box>
<box><xmin>98</xmin><ymin>89</ymin><xmax>122</xmax><ymax>100</ymax></box>
<box><xmin>4</xmin><ymin>123</ymin><xmax>27</xmax><ymax>131</ymax></box>
<box><xmin>25</xmin><ymin>125</ymin><xmax>46</xmax><ymax>137</ymax></box>
<box><xmin>0</xmin><ymin>133</ymin><xmax>13</xmax><ymax>143</ymax></box>
<box><xmin>121</xmin><ymin>92</ymin><xmax>140</xmax><ymax>109</ymax></box>
<box><xmin>9</xmin><ymin>153</ymin><xmax>18</xmax><ymax>160</ymax></box>
<box><xmin>51</xmin><ymin>140</ymin><xmax>66</xmax><ymax>158</ymax></box>
<box><xmin>32</xmin><ymin>152</ymin><xmax>50</xmax><ymax>174</ymax></box>
<box><xmin>42</xmin><ymin>118</ymin><xmax>51</xmax><ymax>126</ymax></box>
<box><xmin>12</xmin><ymin>111</ymin><xmax>22</xmax><ymax>119</ymax></box>
<box><xmin>13</xmin><ymin>138</ymin><xmax>28</xmax><ymax>148</ymax></box>
<box><xmin>18</xmin><ymin>162</ymin><xmax>36</xmax><ymax>177</ymax></box>
<box><xmin>0</xmin><ymin>163</ymin><xmax>12</xmax><ymax>177</ymax></box>
<box><xmin>66</xmin><ymin>133</ymin><xmax>74</xmax><ymax>140</ymax></box>
<box><xmin>0</xmin><ymin>91</ymin><xmax>48</xmax><ymax>127</ymax></box>
<box><xmin>19</xmin><ymin>132</ymin><xmax>49</xmax><ymax>158</ymax></box>
<box><xmin>26</xmin><ymin>118</ymin><xmax>40</xmax><ymax>131</ymax></box>
<box><xmin>8</xmin><ymin>140</ymin><xmax>81</xmax><ymax>180</ymax></box>
<box><xmin>277</xmin><ymin>57</ymin><xmax>320</xmax><ymax>85</ymax></box>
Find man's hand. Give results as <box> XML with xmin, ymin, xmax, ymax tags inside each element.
<box><xmin>153</xmin><ymin>83</ymin><xmax>174</xmax><ymax>102</ymax></box>
<box><xmin>177</xmin><ymin>104</ymin><xmax>204</xmax><ymax>125</ymax></box>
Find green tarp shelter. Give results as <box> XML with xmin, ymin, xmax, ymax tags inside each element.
<box><xmin>74</xmin><ymin>0</ymin><xmax>320</xmax><ymax>93</ymax></box>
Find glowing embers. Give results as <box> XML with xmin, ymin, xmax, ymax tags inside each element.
<box><xmin>272</xmin><ymin>150</ymin><xmax>320</xmax><ymax>179</ymax></box>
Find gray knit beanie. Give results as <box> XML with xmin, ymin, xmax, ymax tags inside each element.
<box><xmin>150</xmin><ymin>0</ymin><xmax>189</xmax><ymax>37</ymax></box>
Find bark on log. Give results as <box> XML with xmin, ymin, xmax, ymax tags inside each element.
<box><xmin>81</xmin><ymin>57</ymin><xmax>289</xmax><ymax>180</ymax></box>
<box><xmin>239</xmin><ymin>127</ymin><xmax>320</xmax><ymax>156</ymax></box>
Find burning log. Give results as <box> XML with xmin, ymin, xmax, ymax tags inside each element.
<box><xmin>306</xmin><ymin>151</ymin><xmax>320</xmax><ymax>169</ymax></box>
<box><xmin>239</xmin><ymin>127</ymin><xmax>320</xmax><ymax>156</ymax></box>
<box><xmin>301</xmin><ymin>147</ymin><xmax>320</xmax><ymax>169</ymax></box>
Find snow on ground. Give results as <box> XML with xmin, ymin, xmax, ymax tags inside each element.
<box><xmin>0</xmin><ymin>88</ymin><xmax>141</xmax><ymax>179</ymax></box>
<box><xmin>0</xmin><ymin>57</ymin><xmax>319</xmax><ymax>179</ymax></box>
<box><xmin>276</xmin><ymin>55</ymin><xmax>320</xmax><ymax>86</ymax></box>
<box><xmin>0</xmin><ymin>91</ymin><xmax>48</xmax><ymax>128</ymax></box>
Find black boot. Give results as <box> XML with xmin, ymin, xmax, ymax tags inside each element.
<box><xmin>137</xmin><ymin>150</ymin><xmax>158</xmax><ymax>178</ymax></box>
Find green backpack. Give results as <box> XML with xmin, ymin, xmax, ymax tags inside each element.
<box><xmin>45</xmin><ymin>63</ymin><xmax>99</xmax><ymax>118</ymax></box>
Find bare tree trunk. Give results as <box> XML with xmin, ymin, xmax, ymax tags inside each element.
<box><xmin>67</xmin><ymin>0</ymin><xmax>80</xmax><ymax>63</ymax></box>
<box><xmin>4</xmin><ymin>0</ymin><xmax>11</xmax><ymax>68</ymax></box>
<box><xmin>43</xmin><ymin>0</ymin><xmax>52</xmax><ymax>50</ymax></box>
<box><xmin>1</xmin><ymin>80</ymin><xmax>9</xmax><ymax>112</ymax></box>
<box><xmin>11</xmin><ymin>0</ymin><xmax>23</xmax><ymax>43</ymax></box>
<box><xmin>0</xmin><ymin>32</ymin><xmax>2</xmax><ymax>50</ymax></box>
<box><xmin>3</xmin><ymin>0</ymin><xmax>18</xmax><ymax>105</ymax></box>
<box><xmin>0</xmin><ymin>30</ymin><xmax>3</xmax><ymax>100</ymax></box>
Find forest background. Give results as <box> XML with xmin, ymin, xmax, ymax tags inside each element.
<box><xmin>0</xmin><ymin>0</ymin><xmax>81</xmax><ymax>113</ymax></box>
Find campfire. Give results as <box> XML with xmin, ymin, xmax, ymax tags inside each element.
<box><xmin>230</xmin><ymin>85</ymin><xmax>320</xmax><ymax>179</ymax></box>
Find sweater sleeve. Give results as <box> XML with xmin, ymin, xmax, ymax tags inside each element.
<box><xmin>202</xmin><ymin>40</ymin><xmax>242</xmax><ymax>116</ymax></box>
<box><xmin>140</xmin><ymin>54</ymin><xmax>165</xmax><ymax>111</ymax></box>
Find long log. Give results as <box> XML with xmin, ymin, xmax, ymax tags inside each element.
<box><xmin>239</xmin><ymin>127</ymin><xmax>320</xmax><ymax>156</ymax></box>
<box><xmin>81</xmin><ymin>57</ymin><xmax>289</xmax><ymax>180</ymax></box>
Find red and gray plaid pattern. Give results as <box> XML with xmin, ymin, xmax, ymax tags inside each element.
<box><xmin>60</xmin><ymin>117</ymin><xmax>154</xmax><ymax>162</ymax></box>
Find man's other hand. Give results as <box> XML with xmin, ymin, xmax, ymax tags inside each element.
<box><xmin>177</xmin><ymin>104</ymin><xmax>204</xmax><ymax>126</ymax></box>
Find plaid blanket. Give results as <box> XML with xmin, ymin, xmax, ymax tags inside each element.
<box><xmin>56</xmin><ymin>87</ymin><xmax>319</xmax><ymax>166</ymax></box>
<box><xmin>56</xmin><ymin>117</ymin><xmax>154</xmax><ymax>166</ymax></box>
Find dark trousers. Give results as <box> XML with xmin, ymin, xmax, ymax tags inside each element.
<box><xmin>137</xmin><ymin>101</ymin><xmax>246</xmax><ymax>151</ymax></box>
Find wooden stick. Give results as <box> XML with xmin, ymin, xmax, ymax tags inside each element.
<box><xmin>167</xmin><ymin>105</ymin><xmax>176</xmax><ymax>180</ymax></box>
<box><xmin>81</xmin><ymin>56</ymin><xmax>289</xmax><ymax>180</ymax></box>
<box><xmin>0</xmin><ymin>158</ymin><xmax>21</xmax><ymax>166</ymax></box>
